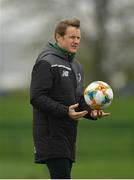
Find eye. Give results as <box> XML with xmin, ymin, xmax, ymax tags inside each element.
<box><xmin>70</xmin><ymin>36</ymin><xmax>76</xmax><ymax>39</ymax></box>
<box><xmin>70</xmin><ymin>36</ymin><xmax>81</xmax><ymax>40</ymax></box>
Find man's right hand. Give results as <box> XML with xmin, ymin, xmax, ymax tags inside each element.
<box><xmin>68</xmin><ymin>103</ymin><xmax>88</xmax><ymax>120</ymax></box>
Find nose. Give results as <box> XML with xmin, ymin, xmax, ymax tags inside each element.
<box><xmin>74</xmin><ymin>37</ymin><xmax>80</xmax><ymax>44</ymax></box>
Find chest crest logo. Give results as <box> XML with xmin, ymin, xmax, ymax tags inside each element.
<box><xmin>62</xmin><ymin>70</ymin><xmax>69</xmax><ymax>77</ymax></box>
<box><xmin>77</xmin><ymin>73</ymin><xmax>81</xmax><ymax>82</ymax></box>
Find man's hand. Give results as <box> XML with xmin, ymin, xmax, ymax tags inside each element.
<box><xmin>90</xmin><ymin>110</ymin><xmax>111</xmax><ymax>119</ymax></box>
<box><xmin>68</xmin><ymin>103</ymin><xmax>88</xmax><ymax>120</ymax></box>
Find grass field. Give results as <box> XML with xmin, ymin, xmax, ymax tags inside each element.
<box><xmin>0</xmin><ymin>91</ymin><xmax>134</xmax><ymax>178</ymax></box>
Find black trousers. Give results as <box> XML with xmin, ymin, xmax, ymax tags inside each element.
<box><xmin>46</xmin><ymin>158</ymin><xmax>73</xmax><ymax>179</ymax></box>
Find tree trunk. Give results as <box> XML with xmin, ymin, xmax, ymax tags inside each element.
<box><xmin>93</xmin><ymin>0</ymin><xmax>109</xmax><ymax>81</ymax></box>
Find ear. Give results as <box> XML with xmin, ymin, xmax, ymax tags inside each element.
<box><xmin>55</xmin><ymin>33</ymin><xmax>62</xmax><ymax>42</ymax></box>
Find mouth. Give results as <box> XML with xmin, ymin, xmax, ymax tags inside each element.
<box><xmin>71</xmin><ymin>45</ymin><xmax>78</xmax><ymax>49</ymax></box>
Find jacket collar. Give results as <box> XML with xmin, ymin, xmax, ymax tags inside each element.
<box><xmin>53</xmin><ymin>43</ymin><xmax>76</xmax><ymax>60</ymax></box>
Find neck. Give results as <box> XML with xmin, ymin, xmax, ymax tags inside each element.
<box><xmin>54</xmin><ymin>43</ymin><xmax>76</xmax><ymax>59</ymax></box>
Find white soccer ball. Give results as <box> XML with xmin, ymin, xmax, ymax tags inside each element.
<box><xmin>84</xmin><ymin>81</ymin><xmax>113</xmax><ymax>110</ymax></box>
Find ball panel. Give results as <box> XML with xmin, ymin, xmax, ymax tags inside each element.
<box><xmin>94</xmin><ymin>91</ymin><xmax>104</xmax><ymax>105</ymax></box>
<box><xmin>106</xmin><ymin>88</ymin><xmax>113</xmax><ymax>99</ymax></box>
<box><xmin>86</xmin><ymin>83</ymin><xmax>98</xmax><ymax>91</ymax></box>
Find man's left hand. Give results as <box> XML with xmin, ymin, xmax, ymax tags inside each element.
<box><xmin>90</xmin><ymin>110</ymin><xmax>111</xmax><ymax>119</ymax></box>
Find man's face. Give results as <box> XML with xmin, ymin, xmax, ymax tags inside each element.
<box><xmin>56</xmin><ymin>26</ymin><xmax>81</xmax><ymax>53</ymax></box>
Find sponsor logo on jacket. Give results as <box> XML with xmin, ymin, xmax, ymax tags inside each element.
<box><xmin>62</xmin><ymin>70</ymin><xmax>69</xmax><ymax>77</ymax></box>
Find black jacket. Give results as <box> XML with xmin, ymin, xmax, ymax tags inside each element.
<box><xmin>30</xmin><ymin>43</ymin><xmax>94</xmax><ymax>163</ymax></box>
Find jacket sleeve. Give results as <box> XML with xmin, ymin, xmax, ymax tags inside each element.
<box><xmin>30</xmin><ymin>60</ymin><xmax>69</xmax><ymax>118</ymax></box>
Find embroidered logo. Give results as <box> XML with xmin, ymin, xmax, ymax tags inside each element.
<box><xmin>62</xmin><ymin>70</ymin><xmax>69</xmax><ymax>77</ymax></box>
<box><xmin>77</xmin><ymin>73</ymin><xmax>81</xmax><ymax>82</ymax></box>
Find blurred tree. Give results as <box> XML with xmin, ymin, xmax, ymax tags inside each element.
<box><xmin>1</xmin><ymin>0</ymin><xmax>134</xmax><ymax>92</ymax></box>
<box><xmin>103</xmin><ymin>0</ymin><xmax>134</xmax><ymax>90</ymax></box>
<box><xmin>93</xmin><ymin>0</ymin><xmax>110</xmax><ymax>81</ymax></box>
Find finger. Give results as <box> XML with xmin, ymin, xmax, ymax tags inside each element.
<box><xmin>97</xmin><ymin>110</ymin><xmax>103</xmax><ymax>118</ymax></box>
<box><xmin>78</xmin><ymin>110</ymin><xmax>88</xmax><ymax>116</ymax></box>
<box><xmin>90</xmin><ymin>110</ymin><xmax>97</xmax><ymax>118</ymax></box>
<box><xmin>73</xmin><ymin>111</ymin><xmax>88</xmax><ymax>119</ymax></box>
<box><xmin>91</xmin><ymin>110</ymin><xmax>102</xmax><ymax>119</ymax></box>
<box><xmin>74</xmin><ymin>113</ymin><xmax>87</xmax><ymax>118</ymax></box>
<box><xmin>102</xmin><ymin>112</ymin><xmax>111</xmax><ymax>117</ymax></box>
<box><xmin>73</xmin><ymin>117</ymin><xmax>83</xmax><ymax>121</ymax></box>
<box><xmin>70</xmin><ymin>103</ymin><xmax>79</xmax><ymax>109</ymax></box>
<box><xmin>79</xmin><ymin>111</ymin><xmax>88</xmax><ymax>117</ymax></box>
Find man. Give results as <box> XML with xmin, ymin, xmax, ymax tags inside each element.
<box><xmin>30</xmin><ymin>18</ymin><xmax>110</xmax><ymax>179</ymax></box>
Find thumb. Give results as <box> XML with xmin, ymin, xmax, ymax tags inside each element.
<box><xmin>102</xmin><ymin>112</ymin><xmax>111</xmax><ymax>117</ymax></box>
<box><xmin>70</xmin><ymin>103</ymin><xmax>79</xmax><ymax>110</ymax></box>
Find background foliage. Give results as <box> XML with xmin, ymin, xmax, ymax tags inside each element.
<box><xmin>1</xmin><ymin>0</ymin><xmax>134</xmax><ymax>91</ymax></box>
<box><xmin>0</xmin><ymin>92</ymin><xmax>133</xmax><ymax>178</ymax></box>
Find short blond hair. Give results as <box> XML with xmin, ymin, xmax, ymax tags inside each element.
<box><xmin>54</xmin><ymin>18</ymin><xmax>80</xmax><ymax>40</ymax></box>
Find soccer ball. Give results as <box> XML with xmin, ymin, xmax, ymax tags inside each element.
<box><xmin>84</xmin><ymin>81</ymin><xmax>113</xmax><ymax>110</ymax></box>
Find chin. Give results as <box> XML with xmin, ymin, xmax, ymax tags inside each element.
<box><xmin>70</xmin><ymin>49</ymin><xmax>77</xmax><ymax>53</ymax></box>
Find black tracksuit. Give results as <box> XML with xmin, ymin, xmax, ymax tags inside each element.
<box><xmin>30</xmin><ymin>43</ymin><xmax>94</xmax><ymax>164</ymax></box>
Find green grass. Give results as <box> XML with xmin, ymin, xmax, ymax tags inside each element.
<box><xmin>0</xmin><ymin>92</ymin><xmax>134</xmax><ymax>178</ymax></box>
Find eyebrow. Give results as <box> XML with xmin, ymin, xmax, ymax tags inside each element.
<box><xmin>68</xmin><ymin>35</ymin><xmax>81</xmax><ymax>38</ymax></box>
